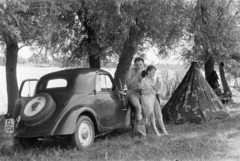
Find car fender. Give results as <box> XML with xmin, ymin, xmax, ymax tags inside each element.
<box><xmin>51</xmin><ymin>105</ymin><xmax>99</xmax><ymax>135</ymax></box>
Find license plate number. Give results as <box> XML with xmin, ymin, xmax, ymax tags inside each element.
<box><xmin>5</xmin><ymin>118</ymin><xmax>14</xmax><ymax>133</ymax></box>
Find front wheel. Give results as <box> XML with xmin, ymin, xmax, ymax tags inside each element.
<box><xmin>72</xmin><ymin>116</ymin><xmax>95</xmax><ymax>150</ymax></box>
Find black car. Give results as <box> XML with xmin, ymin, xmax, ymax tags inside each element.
<box><xmin>9</xmin><ymin>68</ymin><xmax>127</xmax><ymax>149</ymax></box>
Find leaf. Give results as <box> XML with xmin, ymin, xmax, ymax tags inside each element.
<box><xmin>3</xmin><ymin>0</ymin><xmax>6</xmax><ymax>9</ymax></box>
<box><xmin>62</xmin><ymin>4</ymin><xmax>73</xmax><ymax>12</ymax></box>
<box><xmin>0</xmin><ymin>7</ymin><xmax>3</xmax><ymax>14</ymax></box>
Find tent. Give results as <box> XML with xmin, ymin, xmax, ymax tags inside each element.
<box><xmin>162</xmin><ymin>62</ymin><xmax>231</xmax><ymax>124</ymax></box>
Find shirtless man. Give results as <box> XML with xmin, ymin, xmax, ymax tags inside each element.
<box><xmin>125</xmin><ymin>57</ymin><xmax>145</xmax><ymax>126</ymax></box>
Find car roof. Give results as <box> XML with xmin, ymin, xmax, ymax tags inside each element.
<box><xmin>36</xmin><ymin>68</ymin><xmax>113</xmax><ymax>93</ymax></box>
<box><xmin>41</xmin><ymin>68</ymin><xmax>109</xmax><ymax>79</ymax></box>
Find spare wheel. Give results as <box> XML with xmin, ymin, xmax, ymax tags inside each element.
<box><xmin>20</xmin><ymin>93</ymin><xmax>56</xmax><ymax>126</ymax></box>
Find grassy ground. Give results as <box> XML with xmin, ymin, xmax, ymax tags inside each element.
<box><xmin>0</xmin><ymin>104</ymin><xmax>240</xmax><ymax>161</ymax></box>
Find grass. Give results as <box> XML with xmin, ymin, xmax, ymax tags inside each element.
<box><xmin>0</xmin><ymin>105</ymin><xmax>240</xmax><ymax>161</ymax></box>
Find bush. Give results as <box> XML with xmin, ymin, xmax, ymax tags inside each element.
<box><xmin>158</xmin><ymin>68</ymin><xmax>185</xmax><ymax>99</ymax></box>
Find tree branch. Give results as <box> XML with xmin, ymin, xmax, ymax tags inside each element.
<box><xmin>10</xmin><ymin>14</ymin><xmax>32</xmax><ymax>39</ymax></box>
<box><xmin>19</xmin><ymin>44</ymin><xmax>27</xmax><ymax>49</ymax></box>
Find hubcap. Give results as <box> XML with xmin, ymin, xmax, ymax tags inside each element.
<box><xmin>82</xmin><ymin>128</ymin><xmax>89</xmax><ymax>139</ymax></box>
<box><xmin>24</xmin><ymin>96</ymin><xmax>46</xmax><ymax>116</ymax></box>
<box><xmin>31</xmin><ymin>102</ymin><xmax>40</xmax><ymax>111</ymax></box>
<box><xmin>78</xmin><ymin>121</ymin><xmax>92</xmax><ymax>147</ymax></box>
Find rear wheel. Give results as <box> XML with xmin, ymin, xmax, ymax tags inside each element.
<box><xmin>72</xmin><ymin>116</ymin><xmax>95</xmax><ymax>150</ymax></box>
<box><xmin>18</xmin><ymin>138</ymin><xmax>38</xmax><ymax>148</ymax></box>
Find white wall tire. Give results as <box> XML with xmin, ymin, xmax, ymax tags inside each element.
<box><xmin>72</xmin><ymin>116</ymin><xmax>95</xmax><ymax>150</ymax></box>
<box><xmin>20</xmin><ymin>93</ymin><xmax>56</xmax><ymax>126</ymax></box>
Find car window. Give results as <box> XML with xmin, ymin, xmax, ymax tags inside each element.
<box><xmin>20</xmin><ymin>80</ymin><xmax>38</xmax><ymax>97</ymax></box>
<box><xmin>46</xmin><ymin>79</ymin><xmax>67</xmax><ymax>88</ymax></box>
<box><xmin>96</xmin><ymin>74</ymin><xmax>114</xmax><ymax>92</ymax></box>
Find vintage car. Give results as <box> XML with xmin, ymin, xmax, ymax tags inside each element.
<box><xmin>6</xmin><ymin>68</ymin><xmax>127</xmax><ymax>150</ymax></box>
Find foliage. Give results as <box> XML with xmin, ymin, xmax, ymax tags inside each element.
<box><xmin>156</xmin><ymin>65</ymin><xmax>186</xmax><ymax>98</ymax></box>
<box><xmin>0</xmin><ymin>0</ymin><xmax>84</xmax><ymax>54</ymax></box>
<box><xmin>225</xmin><ymin>60</ymin><xmax>240</xmax><ymax>78</ymax></box>
<box><xmin>1</xmin><ymin>1</ymin><xmax>50</xmax><ymax>44</ymax></box>
<box><xmin>180</xmin><ymin>0</ymin><xmax>240</xmax><ymax>65</ymax></box>
<box><xmin>40</xmin><ymin>0</ymin><xmax>189</xmax><ymax>66</ymax></box>
<box><xmin>17</xmin><ymin>56</ymin><xmax>28</xmax><ymax>65</ymax></box>
<box><xmin>28</xmin><ymin>52</ymin><xmax>49</xmax><ymax>65</ymax></box>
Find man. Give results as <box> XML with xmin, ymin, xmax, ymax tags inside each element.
<box><xmin>125</xmin><ymin>57</ymin><xmax>146</xmax><ymax>136</ymax></box>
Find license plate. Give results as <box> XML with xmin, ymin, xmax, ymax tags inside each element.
<box><xmin>5</xmin><ymin>118</ymin><xmax>14</xmax><ymax>133</ymax></box>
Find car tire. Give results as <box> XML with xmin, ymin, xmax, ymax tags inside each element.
<box><xmin>72</xmin><ymin>116</ymin><xmax>95</xmax><ymax>150</ymax></box>
<box><xmin>20</xmin><ymin>93</ymin><xmax>56</xmax><ymax>126</ymax></box>
<box><xmin>19</xmin><ymin>138</ymin><xmax>38</xmax><ymax>148</ymax></box>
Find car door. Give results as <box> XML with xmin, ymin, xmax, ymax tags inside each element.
<box><xmin>15</xmin><ymin>79</ymin><xmax>38</xmax><ymax>118</ymax></box>
<box><xmin>95</xmin><ymin>74</ymin><xmax>125</xmax><ymax>128</ymax></box>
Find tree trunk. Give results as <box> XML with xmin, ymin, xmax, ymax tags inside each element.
<box><xmin>89</xmin><ymin>53</ymin><xmax>100</xmax><ymax>68</ymax></box>
<box><xmin>219</xmin><ymin>62</ymin><xmax>231</xmax><ymax>94</ymax></box>
<box><xmin>78</xmin><ymin>10</ymin><xmax>101</xmax><ymax>69</ymax></box>
<box><xmin>114</xmin><ymin>26</ymin><xmax>137</xmax><ymax>89</ymax></box>
<box><xmin>205</xmin><ymin>56</ymin><xmax>214</xmax><ymax>84</ymax></box>
<box><xmin>195</xmin><ymin>0</ymin><xmax>215</xmax><ymax>84</ymax></box>
<box><xmin>4</xmin><ymin>35</ymin><xmax>19</xmax><ymax>117</ymax></box>
<box><xmin>86</xmin><ymin>25</ymin><xmax>101</xmax><ymax>68</ymax></box>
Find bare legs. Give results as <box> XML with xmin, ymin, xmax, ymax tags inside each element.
<box><xmin>126</xmin><ymin>93</ymin><xmax>167</xmax><ymax>136</ymax></box>
<box><xmin>127</xmin><ymin>94</ymin><xmax>146</xmax><ymax>137</ymax></box>
<box><xmin>154</xmin><ymin>98</ymin><xmax>168</xmax><ymax>134</ymax></box>
<box><xmin>150</xmin><ymin>112</ymin><xmax>161</xmax><ymax>136</ymax></box>
<box><xmin>124</xmin><ymin>107</ymin><xmax>132</xmax><ymax>126</ymax></box>
<box><xmin>128</xmin><ymin>94</ymin><xmax>143</xmax><ymax>120</ymax></box>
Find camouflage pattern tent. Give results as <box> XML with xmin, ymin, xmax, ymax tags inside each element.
<box><xmin>162</xmin><ymin>62</ymin><xmax>231</xmax><ymax>124</ymax></box>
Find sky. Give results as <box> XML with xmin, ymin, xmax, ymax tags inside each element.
<box><xmin>18</xmin><ymin>46</ymin><xmax>33</xmax><ymax>58</ymax></box>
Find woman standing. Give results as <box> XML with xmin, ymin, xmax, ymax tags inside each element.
<box><xmin>140</xmin><ymin>65</ymin><xmax>168</xmax><ymax>136</ymax></box>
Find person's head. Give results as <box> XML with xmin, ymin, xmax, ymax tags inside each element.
<box><xmin>134</xmin><ymin>57</ymin><xmax>144</xmax><ymax>71</ymax></box>
<box><xmin>146</xmin><ymin>65</ymin><xmax>157</xmax><ymax>78</ymax></box>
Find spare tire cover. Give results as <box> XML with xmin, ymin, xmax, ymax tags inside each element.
<box><xmin>20</xmin><ymin>93</ymin><xmax>56</xmax><ymax>126</ymax></box>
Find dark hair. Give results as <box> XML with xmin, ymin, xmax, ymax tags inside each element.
<box><xmin>146</xmin><ymin>65</ymin><xmax>156</xmax><ymax>73</ymax></box>
<box><xmin>134</xmin><ymin>57</ymin><xmax>144</xmax><ymax>63</ymax></box>
<box><xmin>141</xmin><ymin>70</ymin><xmax>147</xmax><ymax>77</ymax></box>
<box><xmin>141</xmin><ymin>65</ymin><xmax>156</xmax><ymax>77</ymax></box>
